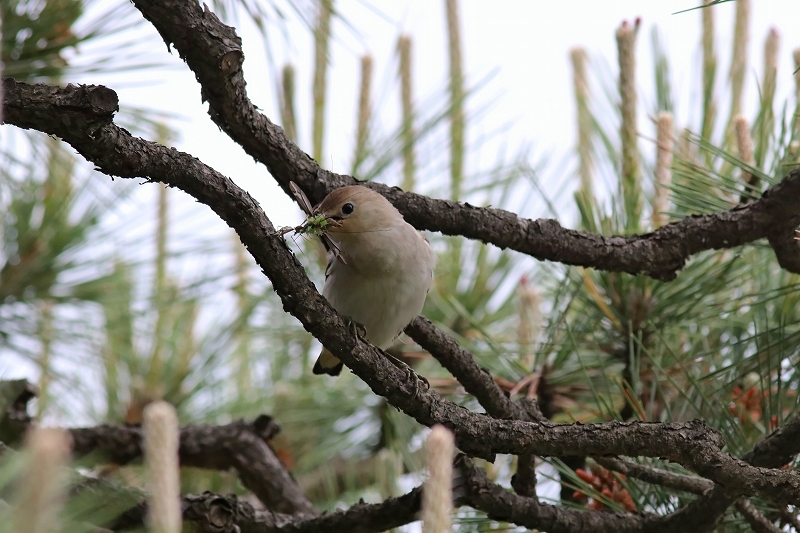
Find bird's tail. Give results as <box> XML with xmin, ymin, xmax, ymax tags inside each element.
<box><xmin>312</xmin><ymin>347</ymin><xmax>344</xmax><ymax>376</ymax></box>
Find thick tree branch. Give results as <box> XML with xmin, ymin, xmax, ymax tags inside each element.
<box><xmin>4</xmin><ymin>80</ymin><xmax>800</xmax><ymax>509</ymax></box>
<box><xmin>112</xmin><ymin>490</ymin><xmax>422</xmax><ymax>533</ymax></box>
<box><xmin>405</xmin><ymin>317</ymin><xmax>537</xmax><ymax>422</ymax></box>
<box><xmin>0</xmin><ymin>383</ymin><xmax>309</xmax><ymax>516</ymax></box>
<box><xmin>405</xmin><ymin>317</ymin><xmax>543</xmax><ymax>497</ymax></box>
<box><xmin>404</xmin><ymin>317</ymin><xmax>800</xmax><ymax>505</ymax></box>
<box><xmin>70</xmin><ymin>416</ymin><xmax>313</xmax><ymax>515</ymax></box>
<box><xmin>458</xmin><ymin>456</ymin><xmax>727</xmax><ymax>533</ymax></box>
<box><xmin>0</xmin><ymin>380</ymin><xmax>417</xmax><ymax>531</ymax></box>
<box><xmin>743</xmin><ymin>409</ymin><xmax>800</xmax><ymax>468</ymax></box>
<box><xmin>641</xmin><ymin>410</ymin><xmax>800</xmax><ymax>533</ymax></box>
<box><xmin>129</xmin><ymin>0</ymin><xmax>800</xmax><ymax>282</ymax></box>
<box><xmin>594</xmin><ymin>457</ymin><xmax>714</xmax><ymax>495</ymax></box>
<box><xmin>0</xmin><ymin>380</ymin><xmax>310</xmax><ymax>514</ymax></box>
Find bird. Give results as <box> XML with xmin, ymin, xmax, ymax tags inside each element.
<box><xmin>306</xmin><ymin>185</ymin><xmax>437</xmax><ymax>376</ymax></box>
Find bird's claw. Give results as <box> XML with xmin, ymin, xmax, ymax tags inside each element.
<box><xmin>343</xmin><ymin>317</ymin><xmax>367</xmax><ymax>341</ymax></box>
<box><xmin>385</xmin><ymin>351</ymin><xmax>429</xmax><ymax>399</ymax></box>
<box><xmin>407</xmin><ymin>366</ymin><xmax>430</xmax><ymax>390</ymax></box>
<box><xmin>407</xmin><ymin>367</ymin><xmax>430</xmax><ymax>400</ymax></box>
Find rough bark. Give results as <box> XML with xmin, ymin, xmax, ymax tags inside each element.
<box><xmin>458</xmin><ymin>455</ymin><xmax>722</xmax><ymax>533</ymax></box>
<box><xmin>594</xmin><ymin>456</ymin><xmax>714</xmax><ymax>495</ymax></box>
<box><xmin>70</xmin><ymin>416</ymin><xmax>313</xmax><ymax>515</ymax></box>
<box><xmin>0</xmin><ymin>379</ymin><xmax>310</xmax><ymax>515</ymax></box>
<box><xmin>111</xmin><ymin>490</ymin><xmax>422</xmax><ymax>533</ymax></box>
<box><xmin>405</xmin><ymin>317</ymin><xmax>536</xmax><ymax>422</ymax></box>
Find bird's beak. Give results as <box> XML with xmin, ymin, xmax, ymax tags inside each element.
<box><xmin>320</xmin><ymin>213</ymin><xmax>344</xmax><ymax>228</ymax></box>
<box><xmin>295</xmin><ymin>212</ymin><xmax>342</xmax><ymax>238</ymax></box>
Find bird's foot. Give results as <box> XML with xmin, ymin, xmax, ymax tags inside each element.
<box><xmin>343</xmin><ymin>317</ymin><xmax>367</xmax><ymax>342</ymax></box>
<box><xmin>385</xmin><ymin>352</ymin><xmax>429</xmax><ymax>399</ymax></box>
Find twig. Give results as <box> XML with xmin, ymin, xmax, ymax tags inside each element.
<box><xmin>735</xmin><ymin>498</ymin><xmax>783</xmax><ymax>533</ymax></box>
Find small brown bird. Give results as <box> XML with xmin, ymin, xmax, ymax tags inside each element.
<box><xmin>307</xmin><ymin>185</ymin><xmax>437</xmax><ymax>376</ymax></box>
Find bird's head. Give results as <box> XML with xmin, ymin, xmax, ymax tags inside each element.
<box><xmin>313</xmin><ymin>186</ymin><xmax>404</xmax><ymax>235</ymax></box>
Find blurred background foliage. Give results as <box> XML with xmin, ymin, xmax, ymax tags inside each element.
<box><xmin>0</xmin><ymin>0</ymin><xmax>799</xmax><ymax>531</ymax></box>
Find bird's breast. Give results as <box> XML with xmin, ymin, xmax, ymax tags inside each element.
<box><xmin>331</xmin><ymin>225</ymin><xmax>433</xmax><ymax>278</ymax></box>
<box><xmin>322</xmin><ymin>224</ymin><xmax>435</xmax><ymax>348</ymax></box>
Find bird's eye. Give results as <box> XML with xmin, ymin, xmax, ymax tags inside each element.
<box><xmin>341</xmin><ymin>203</ymin><xmax>355</xmax><ymax>215</ymax></box>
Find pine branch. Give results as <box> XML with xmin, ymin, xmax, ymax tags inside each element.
<box><xmin>0</xmin><ymin>379</ymin><xmax>311</xmax><ymax>515</ymax></box>
<box><xmin>113</xmin><ymin>490</ymin><xmax>422</xmax><ymax>533</ymax></box>
<box><xmin>458</xmin><ymin>455</ymin><xmax>721</xmax><ymax>533</ymax></box>
<box><xmin>3</xmin><ymin>380</ymin><xmax>799</xmax><ymax>533</ymax></box>
<box><xmin>735</xmin><ymin>498</ymin><xmax>784</xmax><ymax>533</ymax></box>
<box><xmin>594</xmin><ymin>457</ymin><xmax>713</xmax><ymax>494</ymax></box>
<box><xmin>71</xmin><ymin>416</ymin><xmax>313</xmax><ymax>515</ymax></box>
<box><xmin>405</xmin><ymin>317</ymin><xmax>539</xmax><ymax>422</ymax></box>
<box><xmin>3</xmin><ymin>81</ymin><xmax>800</xmax><ymax>510</ymax></box>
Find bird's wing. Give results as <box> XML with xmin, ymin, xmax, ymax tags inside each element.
<box><xmin>322</xmin><ymin>235</ymin><xmax>346</xmax><ymax>265</ymax></box>
<box><xmin>325</xmin><ymin>254</ymin><xmax>335</xmax><ymax>280</ymax></box>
